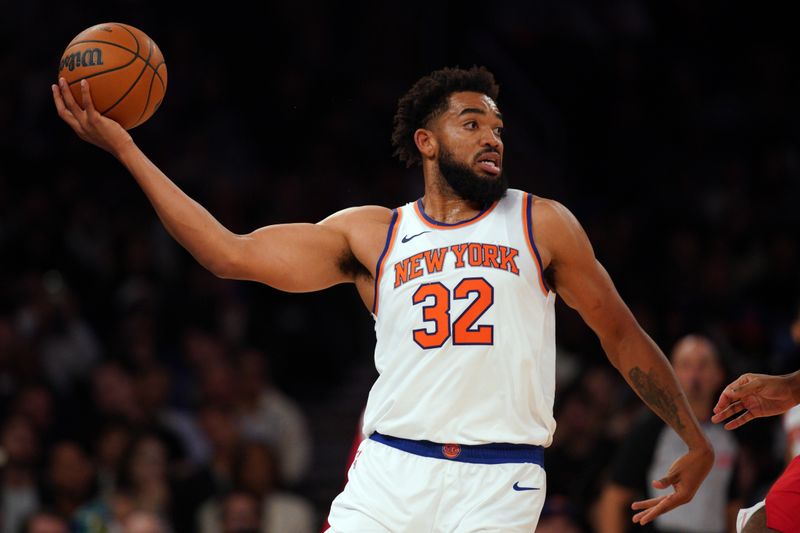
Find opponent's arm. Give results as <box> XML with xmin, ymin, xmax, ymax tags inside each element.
<box><xmin>533</xmin><ymin>198</ymin><xmax>713</xmax><ymax>526</ymax></box>
<box><xmin>53</xmin><ymin>78</ymin><xmax>380</xmax><ymax>292</ymax></box>
<box><xmin>711</xmin><ymin>371</ymin><xmax>800</xmax><ymax>430</ymax></box>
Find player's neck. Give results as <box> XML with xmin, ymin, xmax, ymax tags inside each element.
<box><xmin>421</xmin><ymin>167</ymin><xmax>484</xmax><ymax>224</ymax></box>
<box><xmin>420</xmin><ymin>193</ymin><xmax>484</xmax><ymax>225</ymax></box>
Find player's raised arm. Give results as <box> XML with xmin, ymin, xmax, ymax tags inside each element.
<box><xmin>53</xmin><ymin>78</ymin><xmax>388</xmax><ymax>293</ymax></box>
<box><xmin>532</xmin><ymin>198</ymin><xmax>714</xmax><ymax>526</ymax></box>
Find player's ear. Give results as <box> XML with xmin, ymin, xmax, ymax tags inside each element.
<box><xmin>414</xmin><ymin>128</ymin><xmax>437</xmax><ymax>160</ymax></box>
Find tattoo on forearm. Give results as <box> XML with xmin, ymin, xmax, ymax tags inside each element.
<box><xmin>629</xmin><ymin>366</ymin><xmax>686</xmax><ymax>432</ymax></box>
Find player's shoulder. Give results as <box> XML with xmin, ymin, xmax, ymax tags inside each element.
<box><xmin>514</xmin><ymin>192</ymin><xmax>581</xmax><ymax>232</ymax></box>
<box><xmin>320</xmin><ymin>205</ymin><xmax>394</xmax><ymax>228</ymax></box>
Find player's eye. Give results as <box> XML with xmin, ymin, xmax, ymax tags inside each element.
<box><xmin>464</xmin><ymin>121</ymin><xmax>477</xmax><ymax>129</ymax></box>
<box><xmin>494</xmin><ymin>126</ymin><xmax>504</xmax><ymax>136</ymax></box>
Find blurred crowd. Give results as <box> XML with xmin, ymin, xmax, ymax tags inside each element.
<box><xmin>1</xmin><ymin>313</ymin><xmax>317</xmax><ymax>533</ymax></box>
<box><xmin>2</xmin><ymin>1</ymin><xmax>800</xmax><ymax>532</ymax></box>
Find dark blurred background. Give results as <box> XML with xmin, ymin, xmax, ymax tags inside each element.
<box><xmin>1</xmin><ymin>1</ymin><xmax>799</xmax><ymax>532</ymax></box>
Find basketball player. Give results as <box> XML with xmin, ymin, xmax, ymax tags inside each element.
<box><xmin>53</xmin><ymin>67</ymin><xmax>714</xmax><ymax>531</ymax></box>
<box><xmin>712</xmin><ymin>370</ymin><xmax>800</xmax><ymax>533</ymax></box>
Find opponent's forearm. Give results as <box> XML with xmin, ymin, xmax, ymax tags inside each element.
<box><xmin>605</xmin><ymin>328</ymin><xmax>710</xmax><ymax>450</ymax></box>
<box><xmin>115</xmin><ymin>140</ymin><xmax>240</xmax><ymax>276</ymax></box>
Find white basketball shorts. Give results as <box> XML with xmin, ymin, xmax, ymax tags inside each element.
<box><xmin>326</xmin><ymin>433</ymin><xmax>547</xmax><ymax>533</ymax></box>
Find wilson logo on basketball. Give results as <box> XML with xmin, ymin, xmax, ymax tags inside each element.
<box><xmin>59</xmin><ymin>49</ymin><xmax>104</xmax><ymax>72</ymax></box>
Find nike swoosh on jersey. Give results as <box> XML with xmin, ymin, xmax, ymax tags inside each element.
<box><xmin>512</xmin><ymin>482</ymin><xmax>540</xmax><ymax>491</ymax></box>
<box><xmin>401</xmin><ymin>230</ymin><xmax>432</xmax><ymax>243</ymax></box>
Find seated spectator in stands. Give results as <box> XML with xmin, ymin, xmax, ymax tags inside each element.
<box><xmin>220</xmin><ymin>491</ymin><xmax>261</xmax><ymax>533</ymax></box>
<box><xmin>134</xmin><ymin>364</ymin><xmax>210</xmax><ymax>469</ymax></box>
<box><xmin>91</xmin><ymin>361</ymin><xmax>145</xmax><ymax>424</ymax></box>
<box><xmin>20</xmin><ymin>510</ymin><xmax>69</xmax><ymax>533</ymax></box>
<box><xmin>595</xmin><ymin>335</ymin><xmax>741</xmax><ymax>533</ymax></box>
<box><xmin>0</xmin><ymin>415</ymin><xmax>41</xmax><ymax>533</ymax></box>
<box><xmin>73</xmin><ymin>487</ymin><xmax>135</xmax><ymax>533</ymax></box>
<box><xmin>124</xmin><ymin>510</ymin><xmax>171</xmax><ymax>533</ymax></box>
<box><xmin>14</xmin><ymin>276</ymin><xmax>101</xmax><ymax>394</ymax></box>
<box><xmin>40</xmin><ymin>440</ymin><xmax>96</xmax><ymax>522</ymax></box>
<box><xmin>93</xmin><ymin>419</ymin><xmax>134</xmax><ymax>499</ymax></box>
<box><xmin>75</xmin><ymin>432</ymin><xmax>174</xmax><ymax>532</ymax></box>
<box><xmin>234</xmin><ymin>349</ymin><xmax>311</xmax><ymax>486</ymax></box>
<box><xmin>197</xmin><ymin>440</ymin><xmax>315</xmax><ymax>533</ymax></box>
<box><xmin>12</xmin><ymin>383</ymin><xmax>56</xmax><ymax>446</ymax></box>
<box><xmin>118</xmin><ymin>433</ymin><xmax>173</xmax><ymax>519</ymax></box>
<box><xmin>193</xmin><ymin>403</ymin><xmax>242</xmax><ymax>495</ymax></box>
<box><xmin>91</xmin><ymin>363</ymin><xmax>189</xmax><ymax>470</ymax></box>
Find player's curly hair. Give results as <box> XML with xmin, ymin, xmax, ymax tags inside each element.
<box><xmin>391</xmin><ymin>66</ymin><xmax>500</xmax><ymax>167</ymax></box>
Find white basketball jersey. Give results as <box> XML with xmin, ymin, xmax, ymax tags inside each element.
<box><xmin>363</xmin><ymin>189</ymin><xmax>557</xmax><ymax>446</ymax></box>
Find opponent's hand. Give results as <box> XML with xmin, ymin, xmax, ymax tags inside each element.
<box><xmin>711</xmin><ymin>372</ymin><xmax>800</xmax><ymax>430</ymax></box>
<box><xmin>631</xmin><ymin>445</ymin><xmax>714</xmax><ymax>526</ymax></box>
<box><xmin>52</xmin><ymin>77</ymin><xmax>133</xmax><ymax>157</ymax></box>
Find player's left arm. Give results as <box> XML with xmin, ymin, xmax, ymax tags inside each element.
<box><xmin>532</xmin><ymin>198</ymin><xmax>714</xmax><ymax>526</ymax></box>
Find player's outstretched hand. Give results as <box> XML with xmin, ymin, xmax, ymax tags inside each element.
<box><xmin>711</xmin><ymin>372</ymin><xmax>800</xmax><ymax>430</ymax></box>
<box><xmin>52</xmin><ymin>77</ymin><xmax>133</xmax><ymax>157</ymax></box>
<box><xmin>630</xmin><ymin>446</ymin><xmax>714</xmax><ymax>526</ymax></box>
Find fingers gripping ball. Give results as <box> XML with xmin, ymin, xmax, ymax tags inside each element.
<box><xmin>58</xmin><ymin>23</ymin><xmax>167</xmax><ymax>129</ymax></box>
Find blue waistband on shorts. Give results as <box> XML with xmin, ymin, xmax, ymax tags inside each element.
<box><xmin>369</xmin><ymin>432</ymin><xmax>544</xmax><ymax>466</ymax></box>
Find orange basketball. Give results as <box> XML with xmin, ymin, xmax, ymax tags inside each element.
<box><xmin>58</xmin><ymin>23</ymin><xmax>167</xmax><ymax>130</ymax></box>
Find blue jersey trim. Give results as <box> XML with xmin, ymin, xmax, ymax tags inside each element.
<box><xmin>525</xmin><ymin>194</ymin><xmax>551</xmax><ymax>293</ymax></box>
<box><xmin>372</xmin><ymin>209</ymin><xmax>399</xmax><ymax>314</ymax></box>
<box><xmin>370</xmin><ymin>432</ymin><xmax>544</xmax><ymax>466</ymax></box>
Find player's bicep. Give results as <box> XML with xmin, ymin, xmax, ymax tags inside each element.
<box><xmin>227</xmin><ymin>222</ymin><xmax>354</xmax><ymax>292</ymax></box>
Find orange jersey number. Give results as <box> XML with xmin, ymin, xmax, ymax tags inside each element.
<box><xmin>412</xmin><ymin>282</ymin><xmax>451</xmax><ymax>348</ymax></box>
<box><xmin>412</xmin><ymin>278</ymin><xmax>494</xmax><ymax>349</ymax></box>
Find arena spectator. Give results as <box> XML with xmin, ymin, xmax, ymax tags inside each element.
<box><xmin>234</xmin><ymin>349</ymin><xmax>311</xmax><ymax>486</ymax></box>
<box><xmin>41</xmin><ymin>440</ymin><xmax>97</xmax><ymax>521</ymax></box>
<box><xmin>198</xmin><ymin>440</ymin><xmax>315</xmax><ymax>533</ymax></box>
<box><xmin>0</xmin><ymin>415</ymin><xmax>41</xmax><ymax>533</ymax></box>
<box><xmin>92</xmin><ymin>419</ymin><xmax>134</xmax><ymax>500</ymax></box>
<box><xmin>219</xmin><ymin>491</ymin><xmax>261</xmax><ymax>533</ymax></box>
<box><xmin>19</xmin><ymin>511</ymin><xmax>68</xmax><ymax>533</ymax></box>
<box><xmin>77</xmin><ymin>432</ymin><xmax>179</xmax><ymax>532</ymax></box>
<box><xmin>133</xmin><ymin>364</ymin><xmax>209</xmax><ymax>468</ymax></box>
<box><xmin>124</xmin><ymin>510</ymin><xmax>171</xmax><ymax>533</ymax></box>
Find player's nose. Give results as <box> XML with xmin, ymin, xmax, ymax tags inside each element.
<box><xmin>480</xmin><ymin>128</ymin><xmax>502</xmax><ymax>150</ymax></box>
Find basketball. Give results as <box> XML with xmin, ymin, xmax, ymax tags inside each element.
<box><xmin>58</xmin><ymin>23</ymin><xmax>167</xmax><ymax>130</ymax></box>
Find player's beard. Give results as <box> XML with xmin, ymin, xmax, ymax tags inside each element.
<box><xmin>437</xmin><ymin>148</ymin><xmax>508</xmax><ymax>208</ymax></box>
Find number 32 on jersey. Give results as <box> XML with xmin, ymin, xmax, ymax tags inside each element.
<box><xmin>411</xmin><ymin>277</ymin><xmax>494</xmax><ymax>349</ymax></box>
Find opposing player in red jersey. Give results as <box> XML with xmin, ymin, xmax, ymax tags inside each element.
<box><xmin>713</xmin><ymin>370</ymin><xmax>800</xmax><ymax>533</ymax></box>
